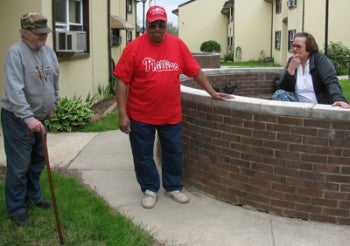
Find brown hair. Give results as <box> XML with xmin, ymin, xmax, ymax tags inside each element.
<box><xmin>294</xmin><ymin>32</ymin><xmax>319</xmax><ymax>54</ymax></box>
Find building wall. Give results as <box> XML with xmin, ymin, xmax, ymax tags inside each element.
<box><xmin>59</xmin><ymin>0</ymin><xmax>110</xmax><ymax>99</ymax></box>
<box><xmin>304</xmin><ymin>0</ymin><xmax>350</xmax><ymax>49</ymax></box>
<box><xmin>0</xmin><ymin>0</ymin><xmax>44</xmax><ymax>97</ymax></box>
<box><xmin>234</xmin><ymin>0</ymin><xmax>272</xmax><ymax>61</ymax></box>
<box><xmin>110</xmin><ymin>0</ymin><xmax>137</xmax><ymax>65</ymax></box>
<box><xmin>57</xmin><ymin>0</ymin><xmax>110</xmax><ymax>99</ymax></box>
<box><xmin>0</xmin><ymin>0</ymin><xmax>112</xmax><ymax>100</ymax></box>
<box><xmin>327</xmin><ymin>0</ymin><xmax>350</xmax><ymax>48</ymax></box>
<box><xmin>111</xmin><ymin>0</ymin><xmax>123</xmax><ymax>63</ymax></box>
<box><xmin>273</xmin><ymin>0</ymin><xmax>350</xmax><ymax>66</ymax></box>
<box><xmin>272</xmin><ymin>1</ymin><xmax>297</xmax><ymax>65</ymax></box>
<box><xmin>178</xmin><ymin>0</ymin><xmax>272</xmax><ymax>60</ymax></box>
<box><xmin>303</xmin><ymin>0</ymin><xmax>324</xmax><ymax>41</ymax></box>
<box><xmin>177</xmin><ymin>0</ymin><xmax>350</xmax><ymax>66</ymax></box>
<box><xmin>178</xmin><ymin>0</ymin><xmax>227</xmax><ymax>55</ymax></box>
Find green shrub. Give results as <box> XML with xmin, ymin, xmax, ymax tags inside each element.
<box><xmin>200</xmin><ymin>40</ymin><xmax>221</xmax><ymax>53</ymax></box>
<box><xmin>223</xmin><ymin>52</ymin><xmax>234</xmax><ymax>62</ymax></box>
<box><xmin>97</xmin><ymin>82</ymin><xmax>114</xmax><ymax>101</ymax></box>
<box><xmin>327</xmin><ymin>41</ymin><xmax>350</xmax><ymax>75</ymax></box>
<box><xmin>45</xmin><ymin>96</ymin><xmax>94</xmax><ymax>132</ymax></box>
<box><xmin>258</xmin><ymin>50</ymin><xmax>274</xmax><ymax>63</ymax></box>
<box><xmin>97</xmin><ymin>78</ymin><xmax>117</xmax><ymax>100</ymax></box>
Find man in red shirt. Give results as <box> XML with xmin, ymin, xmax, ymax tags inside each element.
<box><xmin>113</xmin><ymin>5</ymin><xmax>233</xmax><ymax>209</ymax></box>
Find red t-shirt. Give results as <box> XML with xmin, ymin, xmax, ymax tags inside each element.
<box><xmin>113</xmin><ymin>33</ymin><xmax>200</xmax><ymax>125</ymax></box>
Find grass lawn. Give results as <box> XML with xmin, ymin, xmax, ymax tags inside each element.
<box><xmin>0</xmin><ymin>106</ymin><xmax>154</xmax><ymax>244</ymax></box>
<box><xmin>339</xmin><ymin>79</ymin><xmax>350</xmax><ymax>101</ymax></box>
<box><xmin>221</xmin><ymin>60</ymin><xmax>281</xmax><ymax>67</ymax></box>
<box><xmin>83</xmin><ymin>110</ymin><xmax>119</xmax><ymax>132</ymax></box>
<box><xmin>0</xmin><ymin>168</ymin><xmax>155</xmax><ymax>245</ymax></box>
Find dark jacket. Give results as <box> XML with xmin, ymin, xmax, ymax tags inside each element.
<box><xmin>278</xmin><ymin>52</ymin><xmax>347</xmax><ymax>104</ymax></box>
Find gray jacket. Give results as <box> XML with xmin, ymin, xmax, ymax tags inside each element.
<box><xmin>1</xmin><ymin>41</ymin><xmax>60</xmax><ymax>123</ymax></box>
<box><xmin>278</xmin><ymin>52</ymin><xmax>347</xmax><ymax>104</ymax></box>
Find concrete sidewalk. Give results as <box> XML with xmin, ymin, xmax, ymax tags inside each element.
<box><xmin>1</xmin><ymin>130</ymin><xmax>349</xmax><ymax>245</ymax></box>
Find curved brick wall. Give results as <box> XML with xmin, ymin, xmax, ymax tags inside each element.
<box><xmin>180</xmin><ymin>68</ymin><xmax>350</xmax><ymax>225</ymax></box>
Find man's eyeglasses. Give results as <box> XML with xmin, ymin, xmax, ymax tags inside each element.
<box><xmin>292</xmin><ymin>44</ymin><xmax>304</xmax><ymax>49</ymax></box>
<box><xmin>149</xmin><ymin>22</ymin><xmax>166</xmax><ymax>30</ymax></box>
<box><xmin>31</xmin><ymin>31</ymin><xmax>48</xmax><ymax>37</ymax></box>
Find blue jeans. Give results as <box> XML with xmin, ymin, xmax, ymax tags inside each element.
<box><xmin>129</xmin><ymin>119</ymin><xmax>183</xmax><ymax>193</ymax></box>
<box><xmin>1</xmin><ymin>109</ymin><xmax>46</xmax><ymax>216</ymax></box>
<box><xmin>272</xmin><ymin>89</ymin><xmax>299</xmax><ymax>102</ymax></box>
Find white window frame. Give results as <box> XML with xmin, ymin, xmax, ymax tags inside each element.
<box><xmin>127</xmin><ymin>30</ymin><xmax>133</xmax><ymax>44</ymax></box>
<box><xmin>288</xmin><ymin>30</ymin><xmax>296</xmax><ymax>51</ymax></box>
<box><xmin>276</xmin><ymin>0</ymin><xmax>282</xmax><ymax>14</ymax></box>
<box><xmin>275</xmin><ymin>31</ymin><xmax>281</xmax><ymax>50</ymax></box>
<box><xmin>55</xmin><ymin>0</ymin><xmax>83</xmax><ymax>32</ymax></box>
<box><xmin>127</xmin><ymin>0</ymin><xmax>133</xmax><ymax>13</ymax></box>
<box><xmin>287</xmin><ymin>0</ymin><xmax>297</xmax><ymax>9</ymax></box>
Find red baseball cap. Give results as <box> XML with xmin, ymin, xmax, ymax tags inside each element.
<box><xmin>146</xmin><ymin>5</ymin><xmax>167</xmax><ymax>23</ymax></box>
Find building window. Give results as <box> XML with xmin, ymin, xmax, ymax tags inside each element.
<box><xmin>287</xmin><ymin>0</ymin><xmax>297</xmax><ymax>9</ymax></box>
<box><xmin>288</xmin><ymin>30</ymin><xmax>296</xmax><ymax>51</ymax></box>
<box><xmin>53</xmin><ymin>0</ymin><xmax>89</xmax><ymax>54</ymax></box>
<box><xmin>126</xmin><ymin>30</ymin><xmax>133</xmax><ymax>44</ymax></box>
<box><xmin>226</xmin><ymin>36</ymin><xmax>233</xmax><ymax>52</ymax></box>
<box><xmin>275</xmin><ymin>31</ymin><xmax>281</xmax><ymax>50</ymax></box>
<box><xmin>127</xmin><ymin>0</ymin><xmax>132</xmax><ymax>13</ymax></box>
<box><xmin>111</xmin><ymin>29</ymin><xmax>122</xmax><ymax>46</ymax></box>
<box><xmin>276</xmin><ymin>0</ymin><xmax>282</xmax><ymax>14</ymax></box>
<box><xmin>54</xmin><ymin>0</ymin><xmax>84</xmax><ymax>31</ymax></box>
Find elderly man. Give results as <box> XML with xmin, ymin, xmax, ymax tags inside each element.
<box><xmin>113</xmin><ymin>5</ymin><xmax>233</xmax><ymax>209</ymax></box>
<box><xmin>1</xmin><ymin>13</ymin><xmax>59</xmax><ymax>226</ymax></box>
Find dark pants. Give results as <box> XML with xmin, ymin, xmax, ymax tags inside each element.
<box><xmin>1</xmin><ymin>109</ymin><xmax>46</xmax><ymax>216</ymax></box>
<box><xmin>129</xmin><ymin>119</ymin><xmax>183</xmax><ymax>193</ymax></box>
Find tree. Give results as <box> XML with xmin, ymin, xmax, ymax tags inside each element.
<box><xmin>166</xmin><ymin>22</ymin><xmax>178</xmax><ymax>36</ymax></box>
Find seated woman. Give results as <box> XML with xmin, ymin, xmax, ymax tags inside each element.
<box><xmin>272</xmin><ymin>32</ymin><xmax>350</xmax><ymax>109</ymax></box>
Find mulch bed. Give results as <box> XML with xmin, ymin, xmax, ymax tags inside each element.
<box><xmin>90</xmin><ymin>98</ymin><xmax>117</xmax><ymax>122</ymax></box>
<box><xmin>0</xmin><ymin>166</ymin><xmax>5</xmax><ymax>179</ymax></box>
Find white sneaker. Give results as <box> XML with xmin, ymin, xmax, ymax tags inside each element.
<box><xmin>142</xmin><ymin>190</ymin><xmax>157</xmax><ymax>209</ymax></box>
<box><xmin>165</xmin><ymin>190</ymin><xmax>190</xmax><ymax>204</ymax></box>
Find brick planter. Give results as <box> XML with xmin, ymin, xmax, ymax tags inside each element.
<box><xmin>180</xmin><ymin>68</ymin><xmax>350</xmax><ymax>225</ymax></box>
<box><xmin>192</xmin><ymin>52</ymin><xmax>221</xmax><ymax>68</ymax></box>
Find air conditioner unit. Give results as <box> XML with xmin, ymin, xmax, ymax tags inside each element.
<box><xmin>55</xmin><ymin>31</ymin><xmax>86</xmax><ymax>52</ymax></box>
<box><xmin>287</xmin><ymin>0</ymin><xmax>296</xmax><ymax>8</ymax></box>
<box><xmin>116</xmin><ymin>36</ymin><xmax>122</xmax><ymax>45</ymax></box>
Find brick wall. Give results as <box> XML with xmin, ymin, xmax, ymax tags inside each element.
<box><xmin>192</xmin><ymin>53</ymin><xmax>221</xmax><ymax>68</ymax></box>
<box><xmin>181</xmin><ymin>68</ymin><xmax>281</xmax><ymax>98</ymax></box>
<box><xmin>180</xmin><ymin>68</ymin><xmax>350</xmax><ymax>225</ymax></box>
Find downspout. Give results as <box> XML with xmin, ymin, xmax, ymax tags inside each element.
<box><xmin>125</xmin><ymin>0</ymin><xmax>128</xmax><ymax>43</ymax></box>
<box><xmin>107</xmin><ymin>0</ymin><xmax>113</xmax><ymax>92</ymax></box>
<box><xmin>126</xmin><ymin>0</ymin><xmax>128</xmax><ymax>22</ymax></box>
<box><xmin>135</xmin><ymin>0</ymin><xmax>138</xmax><ymax>36</ymax></box>
<box><xmin>302</xmin><ymin>0</ymin><xmax>305</xmax><ymax>31</ymax></box>
<box><xmin>268</xmin><ymin>1</ymin><xmax>273</xmax><ymax>58</ymax></box>
<box><xmin>324</xmin><ymin>0</ymin><xmax>329</xmax><ymax>56</ymax></box>
<box><xmin>231</xmin><ymin>6</ymin><xmax>234</xmax><ymax>62</ymax></box>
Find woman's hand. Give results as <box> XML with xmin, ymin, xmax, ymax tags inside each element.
<box><xmin>332</xmin><ymin>101</ymin><xmax>350</xmax><ymax>109</ymax></box>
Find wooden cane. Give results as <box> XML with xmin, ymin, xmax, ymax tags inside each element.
<box><xmin>41</xmin><ymin>131</ymin><xmax>64</xmax><ymax>245</ymax></box>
